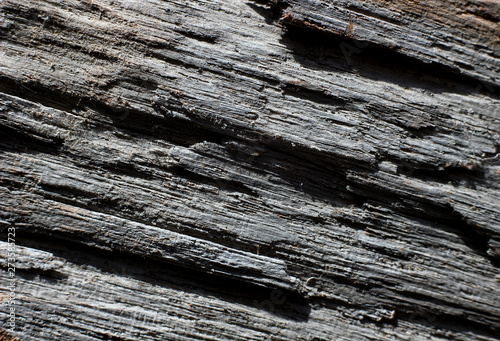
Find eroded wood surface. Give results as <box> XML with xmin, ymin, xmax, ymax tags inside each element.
<box><xmin>0</xmin><ymin>0</ymin><xmax>499</xmax><ymax>340</ymax></box>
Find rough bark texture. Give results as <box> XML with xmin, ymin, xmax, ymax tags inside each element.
<box><xmin>1</xmin><ymin>0</ymin><xmax>499</xmax><ymax>340</ymax></box>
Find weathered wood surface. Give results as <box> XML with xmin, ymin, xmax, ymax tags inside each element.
<box><xmin>275</xmin><ymin>0</ymin><xmax>500</xmax><ymax>86</ymax></box>
<box><xmin>0</xmin><ymin>0</ymin><xmax>499</xmax><ymax>340</ymax></box>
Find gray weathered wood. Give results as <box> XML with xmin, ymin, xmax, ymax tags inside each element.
<box><xmin>1</xmin><ymin>0</ymin><xmax>499</xmax><ymax>340</ymax></box>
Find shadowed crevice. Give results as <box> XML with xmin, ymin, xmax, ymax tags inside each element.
<box><xmin>278</xmin><ymin>25</ymin><xmax>500</xmax><ymax>97</ymax></box>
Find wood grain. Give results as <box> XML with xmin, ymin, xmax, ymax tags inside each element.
<box><xmin>1</xmin><ymin>0</ymin><xmax>499</xmax><ymax>340</ymax></box>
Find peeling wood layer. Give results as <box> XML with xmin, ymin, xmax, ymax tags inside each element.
<box><xmin>268</xmin><ymin>0</ymin><xmax>500</xmax><ymax>86</ymax></box>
